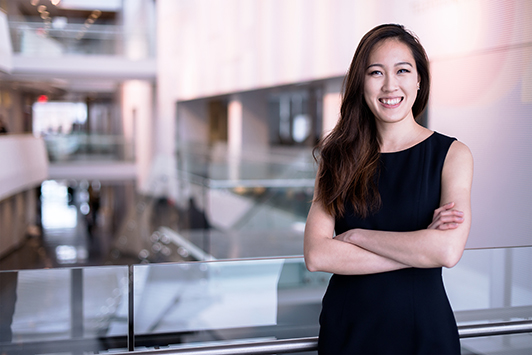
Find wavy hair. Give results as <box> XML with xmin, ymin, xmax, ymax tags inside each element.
<box><xmin>314</xmin><ymin>24</ymin><xmax>430</xmax><ymax>218</ymax></box>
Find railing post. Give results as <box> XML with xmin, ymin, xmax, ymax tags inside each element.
<box><xmin>70</xmin><ymin>268</ymin><xmax>83</xmax><ymax>338</ymax></box>
<box><xmin>128</xmin><ymin>264</ymin><xmax>135</xmax><ymax>351</ymax></box>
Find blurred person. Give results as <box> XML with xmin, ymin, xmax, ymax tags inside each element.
<box><xmin>304</xmin><ymin>24</ymin><xmax>473</xmax><ymax>354</ymax></box>
<box><xmin>0</xmin><ymin>115</ymin><xmax>8</xmax><ymax>134</ymax></box>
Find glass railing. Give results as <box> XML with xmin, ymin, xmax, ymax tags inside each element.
<box><xmin>1</xmin><ymin>247</ymin><xmax>531</xmax><ymax>354</ymax></box>
<box><xmin>177</xmin><ymin>142</ymin><xmax>316</xmax><ymax>181</ymax></box>
<box><xmin>450</xmin><ymin>245</ymin><xmax>532</xmax><ymax>353</ymax></box>
<box><xmin>43</xmin><ymin>133</ymin><xmax>134</xmax><ymax>162</ymax></box>
<box><xmin>9</xmin><ymin>20</ymin><xmax>154</xmax><ymax>57</ymax></box>
<box><xmin>0</xmin><ymin>265</ymin><xmax>129</xmax><ymax>354</ymax></box>
<box><xmin>172</xmin><ymin>143</ymin><xmax>316</xmax><ymax>259</ymax></box>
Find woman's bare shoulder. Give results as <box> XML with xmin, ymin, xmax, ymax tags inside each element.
<box><xmin>443</xmin><ymin>140</ymin><xmax>474</xmax><ymax>185</ymax></box>
<box><xmin>448</xmin><ymin>140</ymin><xmax>473</xmax><ymax>164</ymax></box>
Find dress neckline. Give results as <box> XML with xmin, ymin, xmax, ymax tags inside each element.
<box><xmin>380</xmin><ymin>131</ymin><xmax>435</xmax><ymax>155</ymax></box>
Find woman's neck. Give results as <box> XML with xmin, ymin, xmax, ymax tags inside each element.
<box><xmin>377</xmin><ymin>120</ymin><xmax>432</xmax><ymax>153</ymax></box>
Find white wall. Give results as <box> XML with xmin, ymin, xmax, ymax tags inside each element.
<box><xmin>157</xmin><ymin>0</ymin><xmax>532</xmax><ymax>248</ymax></box>
<box><xmin>159</xmin><ymin>0</ymin><xmax>368</xmax><ymax>101</ymax></box>
<box><xmin>420</xmin><ymin>1</ymin><xmax>532</xmax><ymax>249</ymax></box>
<box><xmin>0</xmin><ymin>135</ymin><xmax>48</xmax><ymax>257</ymax></box>
<box><xmin>0</xmin><ymin>135</ymin><xmax>48</xmax><ymax>201</ymax></box>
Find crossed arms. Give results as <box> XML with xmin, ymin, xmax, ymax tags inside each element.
<box><xmin>304</xmin><ymin>141</ymin><xmax>474</xmax><ymax>275</ymax></box>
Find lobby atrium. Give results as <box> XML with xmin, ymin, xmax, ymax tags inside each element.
<box><xmin>0</xmin><ymin>0</ymin><xmax>531</xmax><ymax>354</ymax></box>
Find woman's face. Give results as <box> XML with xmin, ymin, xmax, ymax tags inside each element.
<box><xmin>363</xmin><ymin>38</ymin><xmax>420</xmax><ymax>127</ymax></box>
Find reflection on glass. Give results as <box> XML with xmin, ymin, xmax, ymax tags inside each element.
<box><xmin>444</xmin><ymin>247</ymin><xmax>532</xmax><ymax>314</ymax></box>
<box><xmin>134</xmin><ymin>259</ymin><xmax>285</xmax><ymax>335</ymax></box>
<box><xmin>11</xmin><ymin>268</ymin><xmax>72</xmax><ymax>342</ymax></box>
<box><xmin>1</xmin><ymin>266</ymin><xmax>128</xmax><ymax>354</ymax></box>
<box><xmin>83</xmin><ymin>267</ymin><xmax>129</xmax><ymax>339</ymax></box>
<box><xmin>133</xmin><ymin>257</ymin><xmax>329</xmax><ymax>349</ymax></box>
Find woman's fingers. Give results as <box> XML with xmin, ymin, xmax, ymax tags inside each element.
<box><xmin>432</xmin><ymin>202</ymin><xmax>455</xmax><ymax>218</ymax></box>
<box><xmin>438</xmin><ymin>210</ymin><xmax>464</xmax><ymax>222</ymax></box>
<box><xmin>428</xmin><ymin>202</ymin><xmax>465</xmax><ymax>230</ymax></box>
<box><xmin>435</xmin><ymin>222</ymin><xmax>459</xmax><ymax>230</ymax></box>
<box><xmin>429</xmin><ymin>219</ymin><xmax>461</xmax><ymax>230</ymax></box>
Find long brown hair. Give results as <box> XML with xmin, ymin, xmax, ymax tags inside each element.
<box><xmin>314</xmin><ymin>24</ymin><xmax>431</xmax><ymax>218</ymax></box>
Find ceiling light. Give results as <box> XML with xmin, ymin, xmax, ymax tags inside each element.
<box><xmin>51</xmin><ymin>0</ymin><xmax>62</xmax><ymax>5</ymax></box>
<box><xmin>30</xmin><ymin>0</ymin><xmax>39</xmax><ymax>6</ymax></box>
<box><xmin>37</xmin><ymin>5</ymin><xmax>47</xmax><ymax>13</ymax></box>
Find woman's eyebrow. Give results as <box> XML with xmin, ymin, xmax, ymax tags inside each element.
<box><xmin>396</xmin><ymin>61</ymin><xmax>414</xmax><ymax>67</ymax></box>
<box><xmin>366</xmin><ymin>63</ymin><xmax>384</xmax><ymax>70</ymax></box>
<box><xmin>366</xmin><ymin>61</ymin><xmax>414</xmax><ymax>70</ymax></box>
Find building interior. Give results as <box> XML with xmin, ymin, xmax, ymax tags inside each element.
<box><xmin>0</xmin><ymin>0</ymin><xmax>531</xmax><ymax>354</ymax></box>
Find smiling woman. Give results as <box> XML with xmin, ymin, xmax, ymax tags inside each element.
<box><xmin>304</xmin><ymin>24</ymin><xmax>473</xmax><ymax>354</ymax></box>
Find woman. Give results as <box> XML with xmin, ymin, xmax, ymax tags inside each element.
<box><xmin>304</xmin><ymin>24</ymin><xmax>473</xmax><ymax>354</ymax></box>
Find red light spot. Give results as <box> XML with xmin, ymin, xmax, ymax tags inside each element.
<box><xmin>38</xmin><ymin>95</ymin><xmax>48</xmax><ymax>102</ymax></box>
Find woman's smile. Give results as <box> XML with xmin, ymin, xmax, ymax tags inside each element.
<box><xmin>379</xmin><ymin>97</ymin><xmax>403</xmax><ymax>107</ymax></box>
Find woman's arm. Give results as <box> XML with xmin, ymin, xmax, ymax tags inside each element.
<box><xmin>341</xmin><ymin>141</ymin><xmax>474</xmax><ymax>269</ymax></box>
<box><xmin>304</xmin><ymin>193</ymin><xmax>410</xmax><ymax>275</ymax></box>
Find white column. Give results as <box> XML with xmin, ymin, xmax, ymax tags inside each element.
<box><xmin>121</xmin><ymin>80</ymin><xmax>153</xmax><ymax>193</ymax></box>
<box><xmin>228</xmin><ymin>98</ymin><xmax>243</xmax><ymax>157</ymax></box>
<box><xmin>156</xmin><ymin>0</ymin><xmax>179</xmax><ymax>158</ymax></box>
<box><xmin>138</xmin><ymin>0</ymin><xmax>180</xmax><ymax>200</ymax></box>
<box><xmin>121</xmin><ymin>0</ymin><xmax>157</xmax><ymax>194</ymax></box>
<box><xmin>228</xmin><ymin>98</ymin><xmax>243</xmax><ymax>181</ymax></box>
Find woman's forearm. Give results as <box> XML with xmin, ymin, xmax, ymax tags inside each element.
<box><xmin>343</xmin><ymin>227</ymin><xmax>468</xmax><ymax>268</ymax></box>
<box><xmin>305</xmin><ymin>236</ymin><xmax>409</xmax><ymax>275</ymax></box>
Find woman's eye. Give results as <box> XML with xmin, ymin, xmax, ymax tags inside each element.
<box><xmin>398</xmin><ymin>68</ymin><xmax>411</xmax><ymax>74</ymax></box>
<box><xmin>369</xmin><ymin>70</ymin><xmax>382</xmax><ymax>76</ymax></box>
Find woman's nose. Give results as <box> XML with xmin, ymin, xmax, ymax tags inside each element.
<box><xmin>382</xmin><ymin>75</ymin><xmax>398</xmax><ymax>92</ymax></box>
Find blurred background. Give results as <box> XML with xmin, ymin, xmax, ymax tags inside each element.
<box><xmin>0</xmin><ymin>0</ymin><xmax>531</xmax><ymax>354</ymax></box>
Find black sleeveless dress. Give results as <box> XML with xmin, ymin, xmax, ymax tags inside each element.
<box><xmin>318</xmin><ymin>132</ymin><xmax>461</xmax><ymax>355</ymax></box>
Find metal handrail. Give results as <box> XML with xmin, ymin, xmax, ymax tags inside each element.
<box><xmin>458</xmin><ymin>319</ymin><xmax>532</xmax><ymax>338</ymax></box>
<box><xmin>108</xmin><ymin>319</ymin><xmax>532</xmax><ymax>355</ymax></box>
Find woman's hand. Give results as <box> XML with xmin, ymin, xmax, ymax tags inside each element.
<box><xmin>334</xmin><ymin>230</ymin><xmax>355</xmax><ymax>244</ymax></box>
<box><xmin>428</xmin><ymin>202</ymin><xmax>464</xmax><ymax>230</ymax></box>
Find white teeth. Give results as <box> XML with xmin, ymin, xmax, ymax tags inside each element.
<box><xmin>381</xmin><ymin>98</ymin><xmax>401</xmax><ymax>105</ymax></box>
